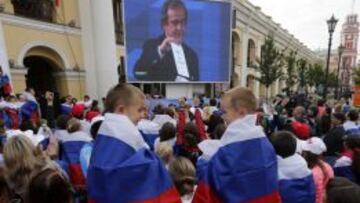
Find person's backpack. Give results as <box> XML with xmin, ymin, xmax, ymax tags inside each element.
<box><xmin>291</xmin><ymin>120</ymin><xmax>310</xmax><ymax>140</ymax></box>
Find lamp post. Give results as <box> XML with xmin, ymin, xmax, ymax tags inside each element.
<box><xmin>323</xmin><ymin>15</ymin><xmax>338</xmax><ymax>100</ymax></box>
<box><xmin>336</xmin><ymin>44</ymin><xmax>345</xmax><ymax>99</ymax></box>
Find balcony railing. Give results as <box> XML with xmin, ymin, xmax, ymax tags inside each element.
<box><xmin>11</xmin><ymin>0</ymin><xmax>55</xmax><ymax>23</ymax></box>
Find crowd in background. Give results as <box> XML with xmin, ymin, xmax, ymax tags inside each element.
<box><xmin>0</xmin><ymin>84</ymin><xmax>359</xmax><ymax>203</ymax></box>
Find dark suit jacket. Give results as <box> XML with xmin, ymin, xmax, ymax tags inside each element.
<box><xmin>134</xmin><ymin>35</ymin><xmax>199</xmax><ymax>81</ymax></box>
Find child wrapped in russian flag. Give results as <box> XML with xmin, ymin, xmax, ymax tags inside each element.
<box><xmin>332</xmin><ymin>136</ymin><xmax>360</xmax><ymax>185</ymax></box>
<box><xmin>87</xmin><ymin>84</ymin><xmax>181</xmax><ymax>203</ymax></box>
<box><xmin>270</xmin><ymin>131</ymin><xmax>316</xmax><ymax>203</ymax></box>
<box><xmin>193</xmin><ymin>87</ymin><xmax>281</xmax><ymax>203</ymax></box>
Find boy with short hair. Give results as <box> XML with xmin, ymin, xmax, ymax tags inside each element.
<box><xmin>271</xmin><ymin>131</ymin><xmax>316</xmax><ymax>203</ymax></box>
<box><xmin>193</xmin><ymin>87</ymin><xmax>281</xmax><ymax>203</ymax></box>
<box><xmin>87</xmin><ymin>84</ymin><xmax>180</xmax><ymax>203</ymax></box>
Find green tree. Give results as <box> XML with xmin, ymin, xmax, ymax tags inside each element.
<box><xmin>327</xmin><ymin>72</ymin><xmax>338</xmax><ymax>88</ymax></box>
<box><xmin>306</xmin><ymin>63</ymin><xmax>325</xmax><ymax>89</ymax></box>
<box><xmin>284</xmin><ymin>51</ymin><xmax>298</xmax><ymax>96</ymax></box>
<box><xmin>253</xmin><ymin>36</ymin><xmax>284</xmax><ymax>101</ymax></box>
<box><xmin>305</xmin><ymin>63</ymin><xmax>326</xmax><ymax>95</ymax></box>
<box><xmin>297</xmin><ymin>58</ymin><xmax>308</xmax><ymax>92</ymax></box>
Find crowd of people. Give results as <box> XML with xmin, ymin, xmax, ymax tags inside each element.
<box><xmin>0</xmin><ymin>84</ymin><xmax>359</xmax><ymax>203</ymax></box>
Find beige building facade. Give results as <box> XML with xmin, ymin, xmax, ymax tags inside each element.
<box><xmin>0</xmin><ymin>0</ymin><xmax>319</xmax><ymax>100</ymax></box>
<box><xmin>0</xmin><ymin>0</ymin><xmax>123</xmax><ymax>100</ymax></box>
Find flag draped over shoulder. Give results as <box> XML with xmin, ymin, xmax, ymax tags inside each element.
<box><xmin>193</xmin><ymin>115</ymin><xmax>281</xmax><ymax>203</ymax></box>
<box><xmin>87</xmin><ymin>113</ymin><xmax>181</xmax><ymax>203</ymax></box>
<box><xmin>277</xmin><ymin>154</ymin><xmax>316</xmax><ymax>203</ymax></box>
<box><xmin>61</xmin><ymin>103</ymin><xmax>72</xmax><ymax>116</ymax></box>
<box><xmin>20</xmin><ymin>100</ymin><xmax>39</xmax><ymax>122</ymax></box>
<box><xmin>60</xmin><ymin>131</ymin><xmax>92</xmax><ymax>187</ymax></box>
<box><xmin>0</xmin><ymin>74</ymin><xmax>12</xmax><ymax>95</ymax></box>
<box><xmin>138</xmin><ymin>119</ymin><xmax>161</xmax><ymax>151</ymax></box>
<box><xmin>333</xmin><ymin>154</ymin><xmax>358</xmax><ymax>183</ymax></box>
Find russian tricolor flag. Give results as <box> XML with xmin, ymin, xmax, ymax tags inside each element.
<box><xmin>61</xmin><ymin>103</ymin><xmax>73</xmax><ymax>115</ymax></box>
<box><xmin>277</xmin><ymin>154</ymin><xmax>316</xmax><ymax>203</ymax></box>
<box><xmin>333</xmin><ymin>154</ymin><xmax>357</xmax><ymax>183</ymax></box>
<box><xmin>87</xmin><ymin>113</ymin><xmax>181</xmax><ymax>203</ymax></box>
<box><xmin>137</xmin><ymin>119</ymin><xmax>161</xmax><ymax>151</ymax></box>
<box><xmin>20</xmin><ymin>100</ymin><xmax>40</xmax><ymax>124</ymax></box>
<box><xmin>193</xmin><ymin>115</ymin><xmax>281</xmax><ymax>203</ymax></box>
<box><xmin>60</xmin><ymin>131</ymin><xmax>92</xmax><ymax>187</ymax></box>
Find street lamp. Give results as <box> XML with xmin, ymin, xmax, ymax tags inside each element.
<box><xmin>323</xmin><ymin>15</ymin><xmax>338</xmax><ymax>100</ymax></box>
<box><xmin>336</xmin><ymin>44</ymin><xmax>345</xmax><ymax>99</ymax></box>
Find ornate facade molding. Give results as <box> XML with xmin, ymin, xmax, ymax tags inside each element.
<box><xmin>0</xmin><ymin>13</ymin><xmax>81</xmax><ymax>36</ymax></box>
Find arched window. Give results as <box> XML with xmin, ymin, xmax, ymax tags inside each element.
<box><xmin>232</xmin><ymin>32</ymin><xmax>240</xmax><ymax>65</ymax></box>
<box><xmin>247</xmin><ymin>39</ymin><xmax>256</xmax><ymax>67</ymax></box>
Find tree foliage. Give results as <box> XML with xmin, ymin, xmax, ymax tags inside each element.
<box><xmin>327</xmin><ymin>72</ymin><xmax>338</xmax><ymax>88</ymax></box>
<box><xmin>297</xmin><ymin>58</ymin><xmax>308</xmax><ymax>90</ymax></box>
<box><xmin>284</xmin><ymin>51</ymin><xmax>298</xmax><ymax>91</ymax></box>
<box><xmin>306</xmin><ymin>63</ymin><xmax>325</xmax><ymax>88</ymax></box>
<box><xmin>253</xmin><ymin>36</ymin><xmax>284</xmax><ymax>99</ymax></box>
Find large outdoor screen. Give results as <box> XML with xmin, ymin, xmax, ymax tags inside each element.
<box><xmin>123</xmin><ymin>0</ymin><xmax>232</xmax><ymax>83</ymax></box>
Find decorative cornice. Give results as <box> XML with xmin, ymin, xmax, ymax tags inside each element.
<box><xmin>0</xmin><ymin>13</ymin><xmax>81</xmax><ymax>36</ymax></box>
<box><xmin>10</xmin><ymin>67</ymin><xmax>26</xmax><ymax>76</ymax></box>
<box><xmin>54</xmin><ymin>70</ymin><xmax>86</xmax><ymax>78</ymax></box>
<box><xmin>10</xmin><ymin>67</ymin><xmax>85</xmax><ymax>79</ymax></box>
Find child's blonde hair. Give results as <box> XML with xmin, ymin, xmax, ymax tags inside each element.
<box><xmin>67</xmin><ymin>118</ymin><xmax>82</xmax><ymax>133</ymax></box>
<box><xmin>155</xmin><ymin>143</ymin><xmax>173</xmax><ymax>164</ymax></box>
<box><xmin>223</xmin><ymin>87</ymin><xmax>257</xmax><ymax>112</ymax></box>
<box><xmin>3</xmin><ymin>135</ymin><xmax>47</xmax><ymax>197</ymax></box>
<box><xmin>105</xmin><ymin>84</ymin><xmax>145</xmax><ymax>113</ymax></box>
<box><xmin>168</xmin><ymin>157</ymin><xmax>196</xmax><ymax>196</ymax></box>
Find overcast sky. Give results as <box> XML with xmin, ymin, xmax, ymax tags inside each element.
<box><xmin>248</xmin><ymin>0</ymin><xmax>360</xmax><ymax>52</ymax></box>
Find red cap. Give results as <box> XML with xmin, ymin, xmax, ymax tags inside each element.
<box><xmin>72</xmin><ymin>104</ymin><xmax>86</xmax><ymax>117</ymax></box>
<box><xmin>86</xmin><ymin>111</ymin><xmax>101</xmax><ymax>122</ymax></box>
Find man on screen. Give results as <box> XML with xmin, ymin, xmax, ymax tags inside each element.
<box><xmin>134</xmin><ymin>0</ymin><xmax>199</xmax><ymax>82</ymax></box>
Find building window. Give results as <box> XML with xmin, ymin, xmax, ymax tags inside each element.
<box><xmin>118</xmin><ymin>56</ymin><xmax>126</xmax><ymax>83</ymax></box>
<box><xmin>247</xmin><ymin>39</ymin><xmax>256</xmax><ymax>67</ymax></box>
<box><xmin>113</xmin><ymin>0</ymin><xmax>124</xmax><ymax>45</ymax></box>
<box><xmin>11</xmin><ymin>0</ymin><xmax>55</xmax><ymax>22</ymax></box>
<box><xmin>232</xmin><ymin>32</ymin><xmax>240</xmax><ymax>65</ymax></box>
<box><xmin>232</xmin><ymin>9</ymin><xmax>236</xmax><ymax>29</ymax></box>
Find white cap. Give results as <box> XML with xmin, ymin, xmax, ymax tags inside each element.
<box><xmin>301</xmin><ymin>137</ymin><xmax>327</xmax><ymax>155</ymax></box>
<box><xmin>296</xmin><ymin>139</ymin><xmax>306</xmax><ymax>153</ymax></box>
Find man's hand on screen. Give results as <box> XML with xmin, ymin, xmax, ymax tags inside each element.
<box><xmin>159</xmin><ymin>37</ymin><xmax>179</xmax><ymax>55</ymax></box>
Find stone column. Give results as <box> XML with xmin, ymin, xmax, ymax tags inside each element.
<box><xmin>79</xmin><ymin>0</ymin><xmax>98</xmax><ymax>99</ymax></box>
<box><xmin>240</xmin><ymin>31</ymin><xmax>249</xmax><ymax>87</ymax></box>
<box><xmin>80</xmin><ymin>0</ymin><xmax>118</xmax><ymax>99</ymax></box>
